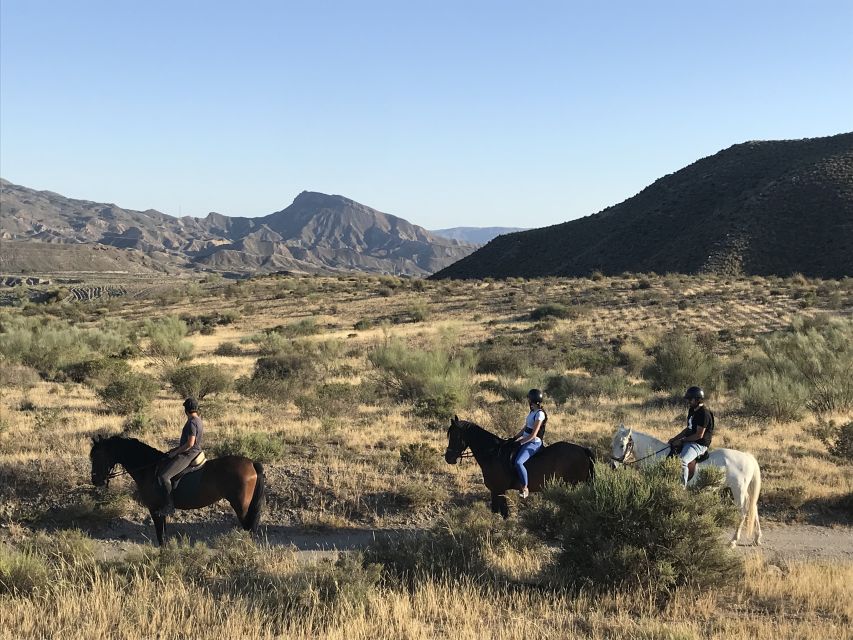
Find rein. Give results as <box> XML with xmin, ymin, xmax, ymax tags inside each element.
<box><xmin>610</xmin><ymin>436</ymin><xmax>671</xmax><ymax>466</ymax></box>
<box><xmin>104</xmin><ymin>460</ymin><xmax>160</xmax><ymax>480</ymax></box>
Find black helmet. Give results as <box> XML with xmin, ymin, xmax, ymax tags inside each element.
<box><xmin>527</xmin><ymin>388</ymin><xmax>544</xmax><ymax>404</ymax></box>
<box><xmin>183</xmin><ymin>397</ymin><xmax>199</xmax><ymax>413</ymax></box>
<box><xmin>684</xmin><ymin>386</ymin><xmax>704</xmax><ymax>401</ymax></box>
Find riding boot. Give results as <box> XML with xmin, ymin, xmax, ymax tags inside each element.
<box><xmin>157</xmin><ymin>481</ymin><xmax>175</xmax><ymax>517</ymax></box>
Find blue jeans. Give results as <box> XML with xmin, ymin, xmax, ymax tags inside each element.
<box><xmin>679</xmin><ymin>443</ymin><xmax>708</xmax><ymax>486</ymax></box>
<box><xmin>514</xmin><ymin>440</ymin><xmax>542</xmax><ymax>488</ymax></box>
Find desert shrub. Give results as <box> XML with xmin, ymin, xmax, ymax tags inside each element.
<box><xmin>619</xmin><ymin>341</ymin><xmax>651</xmax><ymax>376</ymax></box>
<box><xmin>180</xmin><ymin>310</ymin><xmax>240</xmax><ymax>335</ymax></box>
<box><xmin>61</xmin><ymin>357</ymin><xmax>131</xmax><ymax>385</ymax></box>
<box><xmin>561</xmin><ymin>345</ymin><xmax>621</xmax><ymax>376</ymax></box>
<box><xmin>741</xmin><ymin>316</ymin><xmax>853</xmax><ymax>415</ymax></box>
<box><xmin>475</xmin><ymin>340</ymin><xmax>531</xmax><ymax>377</ymax></box>
<box><xmin>213</xmin><ymin>341</ymin><xmax>242</xmax><ymax>356</ymax></box>
<box><xmin>365</xmin><ymin>503</ymin><xmax>540</xmax><ymax>581</ymax></box>
<box><xmin>368</xmin><ymin>335</ymin><xmax>476</xmax><ymax>420</ymax></box>
<box><xmin>530</xmin><ymin>303</ymin><xmax>571</xmax><ymax>321</ymax></box>
<box><xmin>270</xmin><ymin>318</ymin><xmax>320</xmax><ymax>338</ymax></box>
<box><xmin>294</xmin><ymin>383</ymin><xmax>363</xmax><ymax>419</ymax></box>
<box><xmin>0</xmin><ymin>363</ymin><xmax>41</xmax><ymax>389</ymax></box>
<box><xmin>353</xmin><ymin>318</ymin><xmax>373</xmax><ymax>331</ymax></box>
<box><xmin>398</xmin><ymin>443</ymin><xmax>440</xmax><ymax>472</ymax></box>
<box><xmin>144</xmin><ymin>315</ymin><xmax>193</xmax><ymax>366</ymax></box>
<box><xmin>478</xmin><ymin>377</ymin><xmax>531</xmax><ymax>404</ymax></box>
<box><xmin>739</xmin><ymin>372</ymin><xmax>810</xmax><ymax>421</ymax></box>
<box><xmin>521</xmin><ymin>461</ymin><xmax>741</xmax><ymax>599</ymax></box>
<box><xmin>395</xmin><ymin>481</ymin><xmax>448</xmax><ymax>510</ymax></box>
<box><xmin>405</xmin><ymin>301</ymin><xmax>431</xmax><ymax>323</ymax></box>
<box><xmin>642</xmin><ymin>332</ymin><xmax>721</xmax><ymax>395</ymax></box>
<box><xmin>545</xmin><ymin>373</ymin><xmax>599</xmax><ymax>402</ymax></box>
<box><xmin>166</xmin><ymin>363</ymin><xmax>232</xmax><ymax>399</ymax></box>
<box><xmin>96</xmin><ymin>372</ymin><xmax>159</xmax><ymax>415</ymax></box>
<box><xmin>212</xmin><ymin>431</ymin><xmax>285</xmax><ymax>462</ymax></box>
<box><xmin>810</xmin><ymin>420</ymin><xmax>853</xmax><ymax>460</ymax></box>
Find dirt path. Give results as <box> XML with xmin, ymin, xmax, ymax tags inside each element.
<box><xmin>57</xmin><ymin>520</ymin><xmax>853</xmax><ymax>564</ymax></box>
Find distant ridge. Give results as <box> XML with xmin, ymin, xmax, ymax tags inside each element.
<box><xmin>430</xmin><ymin>227</ymin><xmax>527</xmax><ymax>244</ymax></box>
<box><xmin>432</xmin><ymin>133</ymin><xmax>853</xmax><ymax>280</ymax></box>
<box><xmin>0</xmin><ymin>182</ymin><xmax>475</xmax><ymax>276</ymax></box>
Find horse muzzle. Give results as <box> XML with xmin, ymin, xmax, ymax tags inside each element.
<box><xmin>444</xmin><ymin>449</ymin><xmax>459</xmax><ymax>465</ymax></box>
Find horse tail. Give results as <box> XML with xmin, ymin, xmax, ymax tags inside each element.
<box><xmin>743</xmin><ymin>457</ymin><xmax>761</xmax><ymax>540</ymax></box>
<box><xmin>244</xmin><ymin>462</ymin><xmax>265</xmax><ymax>534</ymax></box>
<box><xmin>584</xmin><ymin>446</ymin><xmax>596</xmax><ymax>481</ymax></box>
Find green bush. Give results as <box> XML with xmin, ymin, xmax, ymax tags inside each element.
<box><xmin>545</xmin><ymin>372</ymin><xmax>634</xmax><ymax>403</ymax></box>
<box><xmin>642</xmin><ymin>332</ymin><xmax>721</xmax><ymax>395</ymax></box>
<box><xmin>166</xmin><ymin>363</ymin><xmax>232</xmax><ymax>399</ymax></box>
<box><xmin>61</xmin><ymin>357</ymin><xmax>131</xmax><ymax>385</ymax></box>
<box><xmin>739</xmin><ymin>372</ymin><xmax>809</xmax><ymax>421</ymax></box>
<box><xmin>369</xmin><ymin>335</ymin><xmax>476</xmax><ymax>420</ymax></box>
<box><xmin>212</xmin><ymin>431</ymin><xmax>285</xmax><ymax>462</ymax></box>
<box><xmin>742</xmin><ymin>316</ymin><xmax>853</xmax><ymax>415</ymax></box>
<box><xmin>520</xmin><ymin>461</ymin><xmax>741</xmax><ymax>599</ymax></box>
<box><xmin>530</xmin><ymin>303</ymin><xmax>571</xmax><ymax>321</ymax></box>
<box><xmin>145</xmin><ymin>316</ymin><xmax>193</xmax><ymax>366</ymax></box>
<box><xmin>96</xmin><ymin>372</ymin><xmax>159</xmax><ymax>415</ymax></box>
<box><xmin>213</xmin><ymin>341</ymin><xmax>242</xmax><ymax>356</ymax></box>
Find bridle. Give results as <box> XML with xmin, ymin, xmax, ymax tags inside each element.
<box><xmin>610</xmin><ymin>435</ymin><xmax>671</xmax><ymax>466</ymax></box>
<box><xmin>94</xmin><ymin>460</ymin><xmax>159</xmax><ymax>485</ymax></box>
<box><xmin>445</xmin><ymin>446</ymin><xmax>474</xmax><ymax>463</ymax></box>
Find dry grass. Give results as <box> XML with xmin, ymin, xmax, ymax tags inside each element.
<box><xmin>1</xmin><ymin>272</ymin><xmax>852</xmax><ymax>638</ymax></box>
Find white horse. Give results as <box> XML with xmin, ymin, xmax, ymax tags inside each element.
<box><xmin>610</xmin><ymin>424</ymin><xmax>762</xmax><ymax>547</ymax></box>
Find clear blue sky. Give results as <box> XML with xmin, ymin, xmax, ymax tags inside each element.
<box><xmin>2</xmin><ymin>1</ymin><xmax>851</xmax><ymax>229</ymax></box>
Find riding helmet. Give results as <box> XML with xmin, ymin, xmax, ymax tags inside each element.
<box><xmin>183</xmin><ymin>397</ymin><xmax>199</xmax><ymax>412</ymax></box>
<box><xmin>527</xmin><ymin>388</ymin><xmax>544</xmax><ymax>404</ymax></box>
<box><xmin>683</xmin><ymin>386</ymin><xmax>704</xmax><ymax>401</ymax></box>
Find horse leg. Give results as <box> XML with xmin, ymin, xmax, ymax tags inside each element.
<box><xmin>729</xmin><ymin>481</ymin><xmax>748</xmax><ymax>548</ymax></box>
<box><xmin>151</xmin><ymin>510</ymin><xmax>166</xmax><ymax>547</ymax></box>
<box><xmin>490</xmin><ymin>492</ymin><xmax>509</xmax><ymax>518</ymax></box>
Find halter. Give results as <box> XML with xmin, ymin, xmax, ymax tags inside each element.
<box><xmin>100</xmin><ymin>461</ymin><xmax>159</xmax><ymax>482</ymax></box>
<box><xmin>610</xmin><ymin>434</ymin><xmax>670</xmax><ymax>466</ymax></box>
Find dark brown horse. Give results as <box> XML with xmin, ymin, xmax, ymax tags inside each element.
<box><xmin>90</xmin><ymin>435</ymin><xmax>264</xmax><ymax>545</ymax></box>
<box><xmin>444</xmin><ymin>416</ymin><xmax>595</xmax><ymax>517</ymax></box>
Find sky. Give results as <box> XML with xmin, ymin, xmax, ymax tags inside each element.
<box><xmin>1</xmin><ymin>1</ymin><xmax>851</xmax><ymax>229</ymax></box>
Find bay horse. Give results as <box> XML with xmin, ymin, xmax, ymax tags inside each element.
<box><xmin>90</xmin><ymin>435</ymin><xmax>265</xmax><ymax>546</ymax></box>
<box><xmin>444</xmin><ymin>416</ymin><xmax>595</xmax><ymax>517</ymax></box>
<box><xmin>609</xmin><ymin>424</ymin><xmax>762</xmax><ymax>546</ymax></box>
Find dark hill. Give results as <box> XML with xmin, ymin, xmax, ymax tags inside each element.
<box><xmin>432</xmin><ymin>133</ymin><xmax>853</xmax><ymax>279</ymax></box>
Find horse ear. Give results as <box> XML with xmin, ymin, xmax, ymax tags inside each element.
<box><xmin>452</xmin><ymin>415</ymin><xmax>458</xmax><ymax>425</ymax></box>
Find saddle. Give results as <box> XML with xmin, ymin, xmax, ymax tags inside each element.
<box><xmin>168</xmin><ymin>451</ymin><xmax>207</xmax><ymax>489</ymax></box>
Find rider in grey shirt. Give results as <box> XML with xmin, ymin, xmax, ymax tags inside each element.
<box><xmin>157</xmin><ymin>397</ymin><xmax>204</xmax><ymax>515</ymax></box>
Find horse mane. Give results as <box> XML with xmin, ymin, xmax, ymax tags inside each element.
<box><xmin>457</xmin><ymin>419</ymin><xmax>507</xmax><ymax>453</ymax></box>
<box><xmin>96</xmin><ymin>434</ymin><xmax>165</xmax><ymax>467</ymax></box>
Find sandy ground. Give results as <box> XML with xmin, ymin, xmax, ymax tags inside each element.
<box><xmin>20</xmin><ymin>518</ymin><xmax>848</xmax><ymax>564</ymax></box>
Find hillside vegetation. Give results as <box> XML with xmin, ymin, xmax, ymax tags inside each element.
<box><xmin>1</xmin><ymin>271</ymin><xmax>852</xmax><ymax>638</ymax></box>
<box><xmin>434</xmin><ymin>132</ymin><xmax>853</xmax><ymax>279</ymax></box>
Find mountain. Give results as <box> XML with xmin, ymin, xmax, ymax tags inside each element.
<box><xmin>0</xmin><ymin>181</ymin><xmax>475</xmax><ymax>276</ymax></box>
<box><xmin>432</xmin><ymin>133</ymin><xmax>853</xmax><ymax>280</ymax></box>
<box><xmin>430</xmin><ymin>227</ymin><xmax>527</xmax><ymax>244</ymax></box>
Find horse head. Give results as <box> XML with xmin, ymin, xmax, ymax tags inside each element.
<box><xmin>89</xmin><ymin>434</ymin><xmax>116</xmax><ymax>486</ymax></box>
<box><xmin>445</xmin><ymin>415</ymin><xmax>468</xmax><ymax>464</ymax></box>
<box><xmin>609</xmin><ymin>423</ymin><xmax>634</xmax><ymax>469</ymax></box>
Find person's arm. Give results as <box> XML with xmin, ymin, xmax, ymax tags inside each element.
<box><xmin>518</xmin><ymin>416</ymin><xmax>543</xmax><ymax>445</ymax></box>
<box><xmin>668</xmin><ymin>429</ymin><xmax>688</xmax><ymax>445</ymax></box>
<box><xmin>167</xmin><ymin>434</ymin><xmax>196</xmax><ymax>457</ymax></box>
